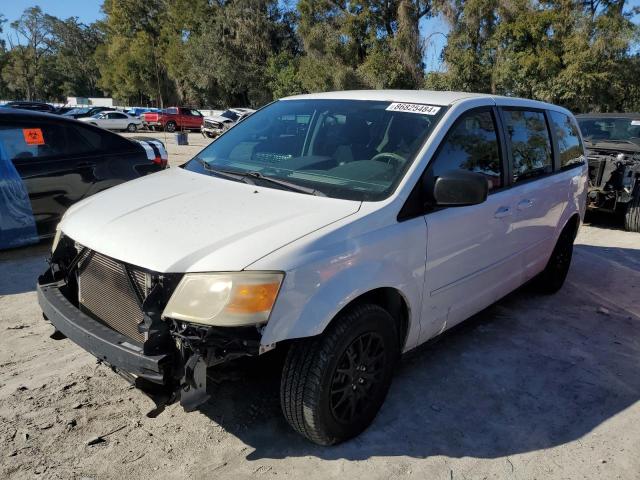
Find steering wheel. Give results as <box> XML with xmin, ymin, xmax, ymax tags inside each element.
<box><xmin>371</xmin><ymin>151</ymin><xmax>407</xmax><ymax>167</ymax></box>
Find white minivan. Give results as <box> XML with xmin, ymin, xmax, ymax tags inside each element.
<box><xmin>38</xmin><ymin>90</ymin><xmax>587</xmax><ymax>445</ymax></box>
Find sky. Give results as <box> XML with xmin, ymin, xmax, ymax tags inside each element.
<box><xmin>0</xmin><ymin>0</ymin><xmax>638</xmax><ymax>72</ymax></box>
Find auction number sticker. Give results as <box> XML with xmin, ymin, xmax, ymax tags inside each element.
<box><xmin>631</xmin><ymin>120</ymin><xmax>640</xmax><ymax>126</ymax></box>
<box><xmin>386</xmin><ymin>103</ymin><xmax>441</xmax><ymax>115</ymax></box>
<box><xmin>22</xmin><ymin>128</ymin><xmax>45</xmax><ymax>145</ymax></box>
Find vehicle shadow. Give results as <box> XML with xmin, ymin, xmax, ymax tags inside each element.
<box><xmin>0</xmin><ymin>242</ymin><xmax>49</xmax><ymax>295</ymax></box>
<box><xmin>197</xmin><ymin>243</ymin><xmax>640</xmax><ymax>461</ymax></box>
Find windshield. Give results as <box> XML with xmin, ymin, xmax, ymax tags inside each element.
<box><xmin>184</xmin><ymin>99</ymin><xmax>443</xmax><ymax>201</ymax></box>
<box><xmin>221</xmin><ymin>110</ymin><xmax>239</xmax><ymax>120</ymax></box>
<box><xmin>577</xmin><ymin>117</ymin><xmax>640</xmax><ymax>143</ymax></box>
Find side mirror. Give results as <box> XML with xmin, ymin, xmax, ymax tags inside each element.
<box><xmin>424</xmin><ymin>169</ymin><xmax>489</xmax><ymax>207</ymax></box>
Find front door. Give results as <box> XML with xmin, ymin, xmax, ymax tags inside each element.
<box><xmin>419</xmin><ymin>108</ymin><xmax>523</xmax><ymax>342</ymax></box>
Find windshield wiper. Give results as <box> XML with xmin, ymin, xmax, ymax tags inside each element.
<box><xmin>244</xmin><ymin>171</ymin><xmax>326</xmax><ymax>196</ymax></box>
<box><xmin>194</xmin><ymin>159</ymin><xmax>325</xmax><ymax>196</ymax></box>
<box><xmin>195</xmin><ymin>158</ymin><xmax>257</xmax><ymax>184</ymax></box>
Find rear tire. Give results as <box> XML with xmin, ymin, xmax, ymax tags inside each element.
<box><xmin>165</xmin><ymin>121</ymin><xmax>176</xmax><ymax>133</ymax></box>
<box><xmin>280</xmin><ymin>304</ymin><xmax>399</xmax><ymax>445</ymax></box>
<box><xmin>127</xmin><ymin>123</ymin><xmax>137</xmax><ymax>132</ymax></box>
<box><xmin>624</xmin><ymin>182</ymin><xmax>640</xmax><ymax>232</ymax></box>
<box><xmin>534</xmin><ymin>221</ymin><xmax>576</xmax><ymax>294</ymax></box>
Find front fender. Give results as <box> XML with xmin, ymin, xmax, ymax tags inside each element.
<box><xmin>258</xmin><ymin>217</ymin><xmax>427</xmax><ymax>352</ymax></box>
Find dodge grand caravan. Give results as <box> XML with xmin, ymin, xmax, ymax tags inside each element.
<box><xmin>38</xmin><ymin>90</ymin><xmax>587</xmax><ymax>445</ymax></box>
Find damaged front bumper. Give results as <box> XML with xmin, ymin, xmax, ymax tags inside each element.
<box><xmin>200</xmin><ymin>125</ymin><xmax>224</xmax><ymax>137</ymax></box>
<box><xmin>38</xmin><ymin>262</ymin><xmax>263</xmax><ymax>412</ymax></box>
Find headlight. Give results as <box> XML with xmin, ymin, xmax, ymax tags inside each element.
<box><xmin>162</xmin><ymin>272</ymin><xmax>283</xmax><ymax>327</ymax></box>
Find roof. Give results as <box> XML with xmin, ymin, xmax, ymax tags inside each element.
<box><xmin>281</xmin><ymin>89</ymin><xmax>490</xmax><ymax>105</ymax></box>
<box><xmin>0</xmin><ymin>108</ymin><xmax>72</xmax><ymax>122</ymax></box>
<box><xmin>280</xmin><ymin>89</ymin><xmax>569</xmax><ymax>112</ymax></box>
<box><xmin>576</xmin><ymin>113</ymin><xmax>640</xmax><ymax>119</ymax></box>
<box><xmin>4</xmin><ymin>101</ymin><xmax>53</xmax><ymax>106</ymax></box>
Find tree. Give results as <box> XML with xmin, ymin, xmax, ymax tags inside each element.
<box><xmin>2</xmin><ymin>7</ymin><xmax>52</xmax><ymax>100</ymax></box>
<box><xmin>45</xmin><ymin>16</ymin><xmax>105</xmax><ymax>97</ymax></box>
<box><xmin>0</xmin><ymin>15</ymin><xmax>9</xmax><ymax>98</ymax></box>
<box><xmin>97</xmin><ymin>0</ymin><xmax>173</xmax><ymax>106</ymax></box>
<box><xmin>162</xmin><ymin>0</ymin><xmax>298</xmax><ymax>107</ymax></box>
<box><xmin>296</xmin><ymin>0</ymin><xmax>435</xmax><ymax>92</ymax></box>
<box><xmin>429</xmin><ymin>0</ymin><xmax>640</xmax><ymax>112</ymax></box>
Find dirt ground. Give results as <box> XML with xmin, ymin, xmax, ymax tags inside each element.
<box><xmin>1</xmin><ymin>210</ymin><xmax>639</xmax><ymax>478</ymax></box>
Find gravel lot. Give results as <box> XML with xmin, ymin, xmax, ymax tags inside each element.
<box><xmin>0</xmin><ymin>147</ymin><xmax>639</xmax><ymax>480</ymax></box>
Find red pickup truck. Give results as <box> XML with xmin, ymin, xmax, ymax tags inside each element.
<box><xmin>142</xmin><ymin>107</ymin><xmax>204</xmax><ymax>132</ymax></box>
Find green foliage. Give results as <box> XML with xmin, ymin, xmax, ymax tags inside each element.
<box><xmin>432</xmin><ymin>0</ymin><xmax>640</xmax><ymax>112</ymax></box>
<box><xmin>0</xmin><ymin>0</ymin><xmax>638</xmax><ymax>113</ymax></box>
<box><xmin>266</xmin><ymin>51</ymin><xmax>304</xmax><ymax>99</ymax></box>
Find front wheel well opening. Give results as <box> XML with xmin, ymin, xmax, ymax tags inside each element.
<box><xmin>566</xmin><ymin>213</ymin><xmax>581</xmax><ymax>240</ymax></box>
<box><xmin>336</xmin><ymin>287</ymin><xmax>410</xmax><ymax>352</ymax></box>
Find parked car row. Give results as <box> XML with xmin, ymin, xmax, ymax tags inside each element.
<box><xmin>2</xmin><ymin>101</ymin><xmax>257</xmax><ymax>137</ymax></box>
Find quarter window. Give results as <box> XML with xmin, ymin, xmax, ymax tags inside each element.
<box><xmin>430</xmin><ymin>110</ymin><xmax>503</xmax><ymax>191</ymax></box>
<box><xmin>503</xmin><ymin>109</ymin><xmax>553</xmax><ymax>183</ymax></box>
<box><xmin>549</xmin><ymin>111</ymin><xmax>584</xmax><ymax>169</ymax></box>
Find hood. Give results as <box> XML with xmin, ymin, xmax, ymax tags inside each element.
<box><xmin>59</xmin><ymin>168</ymin><xmax>361</xmax><ymax>273</ymax></box>
<box><xmin>585</xmin><ymin>138</ymin><xmax>640</xmax><ymax>155</ymax></box>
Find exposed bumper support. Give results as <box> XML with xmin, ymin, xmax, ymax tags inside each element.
<box><xmin>37</xmin><ymin>282</ymin><xmax>170</xmax><ymax>384</ymax></box>
<box><xmin>38</xmin><ymin>271</ymin><xmax>264</xmax><ymax>412</ymax></box>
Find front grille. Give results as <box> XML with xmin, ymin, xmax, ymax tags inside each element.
<box><xmin>77</xmin><ymin>250</ymin><xmax>150</xmax><ymax>343</ymax></box>
<box><xmin>204</xmin><ymin>120</ymin><xmax>222</xmax><ymax>129</ymax></box>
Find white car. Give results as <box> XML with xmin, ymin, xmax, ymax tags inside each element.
<box><xmin>38</xmin><ymin>90</ymin><xmax>587</xmax><ymax>445</ymax></box>
<box><xmin>79</xmin><ymin>110</ymin><xmax>143</xmax><ymax>132</ymax></box>
<box><xmin>201</xmin><ymin>107</ymin><xmax>255</xmax><ymax>137</ymax></box>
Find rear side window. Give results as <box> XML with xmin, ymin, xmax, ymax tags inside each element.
<box><xmin>70</xmin><ymin>123</ymin><xmax>136</xmax><ymax>152</ymax></box>
<box><xmin>502</xmin><ymin>109</ymin><xmax>553</xmax><ymax>183</ymax></box>
<box><xmin>429</xmin><ymin>109</ymin><xmax>503</xmax><ymax>191</ymax></box>
<box><xmin>549</xmin><ymin>111</ymin><xmax>584</xmax><ymax>169</ymax></box>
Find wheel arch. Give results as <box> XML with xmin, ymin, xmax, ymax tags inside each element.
<box><xmin>563</xmin><ymin>212</ymin><xmax>581</xmax><ymax>240</ymax></box>
<box><xmin>329</xmin><ymin>287</ymin><xmax>410</xmax><ymax>352</ymax></box>
<box><xmin>265</xmin><ymin>282</ymin><xmax>415</xmax><ymax>354</ymax></box>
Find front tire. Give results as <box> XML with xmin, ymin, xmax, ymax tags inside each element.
<box><xmin>534</xmin><ymin>221</ymin><xmax>576</xmax><ymax>294</ymax></box>
<box><xmin>624</xmin><ymin>182</ymin><xmax>640</xmax><ymax>232</ymax></box>
<box><xmin>280</xmin><ymin>304</ymin><xmax>399</xmax><ymax>445</ymax></box>
<box><xmin>127</xmin><ymin>123</ymin><xmax>137</xmax><ymax>132</ymax></box>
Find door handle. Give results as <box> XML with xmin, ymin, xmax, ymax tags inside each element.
<box><xmin>517</xmin><ymin>199</ymin><xmax>534</xmax><ymax>210</ymax></box>
<box><xmin>494</xmin><ymin>206</ymin><xmax>511</xmax><ymax>218</ymax></box>
<box><xmin>571</xmin><ymin>176</ymin><xmax>580</xmax><ymax>186</ymax></box>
